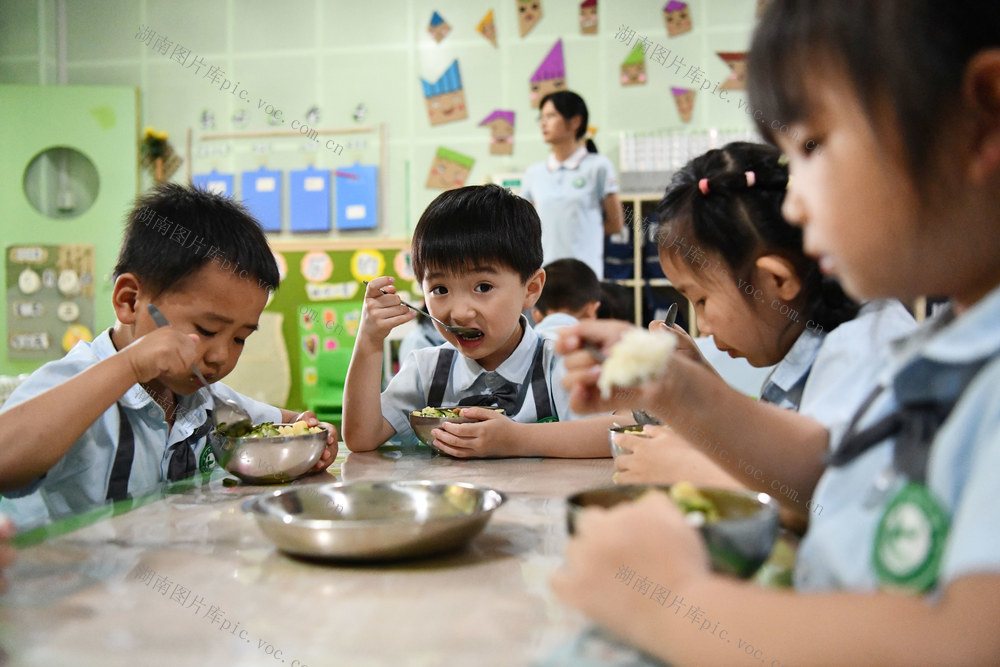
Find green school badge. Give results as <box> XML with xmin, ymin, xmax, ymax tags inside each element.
<box><xmin>536</xmin><ymin>416</ymin><xmax>559</xmax><ymax>424</ymax></box>
<box><xmin>873</xmin><ymin>482</ymin><xmax>949</xmax><ymax>592</ymax></box>
<box><xmin>198</xmin><ymin>443</ymin><xmax>217</xmax><ymax>473</ymax></box>
<box><xmin>572</xmin><ymin>177</ymin><xmax>586</xmax><ymax>188</ymax></box>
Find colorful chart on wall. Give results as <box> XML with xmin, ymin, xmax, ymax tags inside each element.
<box><xmin>421</xmin><ymin>60</ymin><xmax>468</xmax><ymax>126</ymax></box>
<box><xmin>335</xmin><ymin>163</ymin><xmax>377</xmax><ymax>230</ymax></box>
<box><xmin>6</xmin><ymin>244</ymin><xmax>95</xmax><ymax>360</ymax></box>
<box><xmin>579</xmin><ymin>0</ymin><xmax>597</xmax><ymax>34</ymax></box>
<box><xmin>289</xmin><ymin>165</ymin><xmax>331</xmax><ymax>232</ymax></box>
<box><xmin>479</xmin><ymin>110</ymin><xmax>515</xmax><ymax>155</ymax></box>
<box><xmin>241</xmin><ymin>166</ymin><xmax>282</xmax><ymax>232</ymax></box>
<box><xmin>529</xmin><ymin>39</ymin><xmax>566</xmax><ymax>108</ymax></box>
<box><xmin>192</xmin><ymin>169</ymin><xmax>234</xmax><ymax>196</ymax></box>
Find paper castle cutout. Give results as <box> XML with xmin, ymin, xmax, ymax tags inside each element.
<box><xmin>517</xmin><ymin>0</ymin><xmax>542</xmax><ymax>37</ymax></box>
<box><xmin>529</xmin><ymin>39</ymin><xmax>566</xmax><ymax>108</ymax></box>
<box><xmin>579</xmin><ymin>0</ymin><xmax>597</xmax><ymax>34</ymax></box>
<box><xmin>664</xmin><ymin>1</ymin><xmax>692</xmax><ymax>37</ymax></box>
<box><xmin>421</xmin><ymin>60</ymin><xmax>468</xmax><ymax>126</ymax></box>
<box><xmin>428</xmin><ymin>11</ymin><xmax>451</xmax><ymax>42</ymax></box>
<box><xmin>621</xmin><ymin>43</ymin><xmax>646</xmax><ymax>86</ymax></box>
<box><xmin>717</xmin><ymin>51</ymin><xmax>747</xmax><ymax>90</ymax></box>
<box><xmin>671</xmin><ymin>87</ymin><xmax>695</xmax><ymax>122</ymax></box>
<box><xmin>427</xmin><ymin>147</ymin><xmax>475</xmax><ymax>190</ymax></box>
<box><xmin>477</xmin><ymin>9</ymin><xmax>498</xmax><ymax>47</ymax></box>
<box><xmin>479</xmin><ymin>110</ymin><xmax>516</xmax><ymax>155</ymax></box>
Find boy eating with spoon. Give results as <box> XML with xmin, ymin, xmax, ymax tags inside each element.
<box><xmin>0</xmin><ymin>184</ymin><xmax>337</xmax><ymax>530</ymax></box>
<box><xmin>342</xmin><ymin>184</ymin><xmax>617</xmax><ymax>457</ymax></box>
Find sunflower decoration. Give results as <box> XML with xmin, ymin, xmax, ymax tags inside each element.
<box><xmin>140</xmin><ymin>126</ymin><xmax>182</xmax><ymax>182</ymax></box>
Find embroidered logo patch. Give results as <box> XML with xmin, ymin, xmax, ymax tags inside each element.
<box><xmin>198</xmin><ymin>443</ymin><xmax>217</xmax><ymax>473</ymax></box>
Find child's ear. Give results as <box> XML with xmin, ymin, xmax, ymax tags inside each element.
<box><xmin>522</xmin><ymin>268</ymin><xmax>546</xmax><ymax>309</ymax></box>
<box><xmin>112</xmin><ymin>273</ymin><xmax>143</xmax><ymax>324</ymax></box>
<box><xmin>754</xmin><ymin>254</ymin><xmax>802</xmax><ymax>302</ymax></box>
<box><xmin>581</xmin><ymin>300</ymin><xmax>601</xmax><ymax>320</ymax></box>
<box><xmin>964</xmin><ymin>49</ymin><xmax>1000</xmax><ymax>183</ymax></box>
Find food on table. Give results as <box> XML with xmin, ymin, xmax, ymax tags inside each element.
<box><xmin>668</xmin><ymin>481</ymin><xmax>720</xmax><ymax>525</ymax></box>
<box><xmin>411</xmin><ymin>406</ymin><xmax>505</xmax><ymax>418</ymax></box>
<box><xmin>596</xmin><ymin>329</ymin><xmax>678</xmax><ymax>398</ymax></box>
<box><xmin>225</xmin><ymin>420</ymin><xmax>325</xmax><ymax>438</ymax></box>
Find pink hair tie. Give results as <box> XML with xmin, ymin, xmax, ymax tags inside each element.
<box><xmin>698</xmin><ymin>178</ymin><xmax>710</xmax><ymax>195</ymax></box>
<box><xmin>745</xmin><ymin>170</ymin><xmax>756</xmax><ymax>187</ymax></box>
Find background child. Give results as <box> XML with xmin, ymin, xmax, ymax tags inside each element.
<box><xmin>0</xmin><ymin>184</ymin><xmax>337</xmax><ymax>530</ymax></box>
<box><xmin>614</xmin><ymin>142</ymin><xmax>915</xmax><ymax>494</ymax></box>
<box><xmin>341</xmin><ymin>184</ymin><xmax>616</xmax><ymax>458</ymax></box>
<box><xmin>553</xmin><ymin>1</ymin><xmax>1000</xmax><ymax>663</ymax></box>
<box><xmin>0</xmin><ymin>515</ymin><xmax>13</xmax><ymax>594</ymax></box>
<box><xmin>531</xmin><ymin>258</ymin><xmax>602</xmax><ymax>337</ymax></box>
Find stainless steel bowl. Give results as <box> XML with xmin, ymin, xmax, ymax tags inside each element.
<box><xmin>409</xmin><ymin>407</ymin><xmax>504</xmax><ymax>451</ymax></box>
<box><xmin>567</xmin><ymin>485</ymin><xmax>780</xmax><ymax>578</ymax></box>
<box><xmin>209</xmin><ymin>424</ymin><xmax>327</xmax><ymax>484</ymax></box>
<box><xmin>608</xmin><ymin>424</ymin><xmax>649</xmax><ymax>458</ymax></box>
<box><xmin>242</xmin><ymin>480</ymin><xmax>506</xmax><ymax>561</ymax></box>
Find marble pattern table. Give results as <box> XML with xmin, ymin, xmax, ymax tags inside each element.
<box><xmin>1</xmin><ymin>444</ymin><xmax>627</xmax><ymax>666</ymax></box>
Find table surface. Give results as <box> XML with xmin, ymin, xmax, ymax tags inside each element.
<box><xmin>0</xmin><ymin>445</ymin><xmax>641</xmax><ymax>667</ymax></box>
<box><xmin>0</xmin><ymin>444</ymin><xmax>795</xmax><ymax>667</ymax></box>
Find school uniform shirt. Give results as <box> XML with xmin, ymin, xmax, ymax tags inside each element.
<box><xmin>521</xmin><ymin>146</ymin><xmax>620</xmax><ymax>280</ymax></box>
<box><xmin>0</xmin><ymin>328</ymin><xmax>280</xmax><ymax>530</ymax></box>
<box><xmin>534</xmin><ymin>312</ymin><xmax>579</xmax><ymax>340</ymax></box>
<box><xmin>794</xmin><ymin>284</ymin><xmax>1000</xmax><ymax>593</ymax></box>
<box><xmin>381</xmin><ymin>318</ymin><xmax>573</xmax><ymax>444</ymax></box>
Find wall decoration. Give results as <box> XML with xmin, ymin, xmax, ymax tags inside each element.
<box><xmin>421</xmin><ymin>60</ymin><xmax>468</xmax><ymax>126</ymax></box>
<box><xmin>671</xmin><ymin>87</ymin><xmax>695</xmax><ymax>122</ymax></box>
<box><xmin>663</xmin><ymin>1</ymin><xmax>693</xmax><ymax>37</ymax></box>
<box><xmin>428</xmin><ymin>11</ymin><xmax>451</xmax><ymax>42</ymax></box>
<box><xmin>477</xmin><ymin>9</ymin><xmax>498</xmax><ymax>47</ymax></box>
<box><xmin>241</xmin><ymin>166</ymin><xmax>282</xmax><ymax>232</ymax></box>
<box><xmin>529</xmin><ymin>39</ymin><xmax>566</xmax><ymax>108</ymax></box>
<box><xmin>426</xmin><ymin>147</ymin><xmax>475</xmax><ymax>190</ymax></box>
<box><xmin>192</xmin><ymin>169</ymin><xmax>234</xmax><ymax>196</ymax></box>
<box><xmin>717</xmin><ymin>51</ymin><xmax>748</xmax><ymax>90</ymax></box>
<box><xmin>516</xmin><ymin>0</ymin><xmax>542</xmax><ymax>37</ymax></box>
<box><xmin>335</xmin><ymin>163</ymin><xmax>378</xmax><ymax>230</ymax></box>
<box><xmin>289</xmin><ymin>165</ymin><xmax>331</xmax><ymax>232</ymax></box>
<box><xmin>140</xmin><ymin>126</ymin><xmax>181</xmax><ymax>183</ymax></box>
<box><xmin>579</xmin><ymin>0</ymin><xmax>597</xmax><ymax>34</ymax></box>
<box><xmin>353</xmin><ymin>103</ymin><xmax>368</xmax><ymax>122</ymax></box>
<box><xmin>6</xmin><ymin>244</ymin><xmax>95</xmax><ymax>360</ymax></box>
<box><xmin>620</xmin><ymin>43</ymin><xmax>646</xmax><ymax>86</ymax></box>
<box><xmin>479</xmin><ymin>110</ymin><xmax>515</xmax><ymax>155</ymax></box>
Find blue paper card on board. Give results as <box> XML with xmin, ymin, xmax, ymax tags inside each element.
<box><xmin>192</xmin><ymin>169</ymin><xmax>234</xmax><ymax>197</ymax></box>
<box><xmin>241</xmin><ymin>167</ymin><xmax>282</xmax><ymax>232</ymax></box>
<box><xmin>335</xmin><ymin>163</ymin><xmax>377</xmax><ymax>230</ymax></box>
<box><xmin>289</xmin><ymin>165</ymin><xmax>331</xmax><ymax>233</ymax></box>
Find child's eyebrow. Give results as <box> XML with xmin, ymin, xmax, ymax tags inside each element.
<box><xmin>202</xmin><ymin>312</ymin><xmax>258</xmax><ymax>331</ymax></box>
<box><xmin>425</xmin><ymin>266</ymin><xmax>500</xmax><ymax>281</ymax></box>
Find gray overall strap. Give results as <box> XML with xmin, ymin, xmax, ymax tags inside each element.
<box><xmin>829</xmin><ymin>356</ymin><xmax>992</xmax><ymax>483</ymax></box>
<box><xmin>107</xmin><ymin>403</ymin><xmax>135</xmax><ymax>502</ymax></box>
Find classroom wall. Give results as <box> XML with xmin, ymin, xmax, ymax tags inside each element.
<box><xmin>0</xmin><ymin>0</ymin><xmax>762</xmax><ymax>239</ymax></box>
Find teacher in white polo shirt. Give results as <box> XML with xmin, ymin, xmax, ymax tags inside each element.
<box><xmin>521</xmin><ymin>91</ymin><xmax>624</xmax><ymax>280</ymax></box>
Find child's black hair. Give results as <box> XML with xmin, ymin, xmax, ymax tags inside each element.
<box><xmin>539</xmin><ymin>90</ymin><xmax>598</xmax><ymax>153</ymax></box>
<box><xmin>411</xmin><ymin>184</ymin><xmax>542</xmax><ymax>283</ymax></box>
<box><xmin>535</xmin><ymin>258</ymin><xmax>601</xmax><ymax>315</ymax></box>
<box><xmin>656</xmin><ymin>142</ymin><xmax>859</xmax><ymax>332</ymax></box>
<box><xmin>748</xmin><ymin>0</ymin><xmax>1000</xmax><ymax>184</ymax></box>
<box><xmin>114</xmin><ymin>183</ymin><xmax>280</xmax><ymax>296</ymax></box>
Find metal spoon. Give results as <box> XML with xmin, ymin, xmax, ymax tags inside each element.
<box><xmin>362</xmin><ymin>280</ymin><xmax>483</xmax><ymax>339</ymax></box>
<box><xmin>146</xmin><ymin>304</ymin><xmax>253</xmax><ymax>437</ymax></box>
<box><xmin>627</xmin><ymin>304</ymin><xmax>676</xmax><ymax>427</ymax></box>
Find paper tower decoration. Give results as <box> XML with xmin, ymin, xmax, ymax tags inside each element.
<box><xmin>620</xmin><ymin>43</ymin><xmax>646</xmax><ymax>86</ymax></box>
<box><xmin>579</xmin><ymin>0</ymin><xmax>597</xmax><ymax>34</ymax></box>
<box><xmin>717</xmin><ymin>52</ymin><xmax>748</xmax><ymax>90</ymax></box>
<box><xmin>421</xmin><ymin>60</ymin><xmax>468</xmax><ymax>126</ymax></box>
<box><xmin>671</xmin><ymin>87</ymin><xmax>695</xmax><ymax>122</ymax></box>
<box><xmin>516</xmin><ymin>0</ymin><xmax>542</xmax><ymax>37</ymax></box>
<box><xmin>479</xmin><ymin>110</ymin><xmax>516</xmax><ymax>155</ymax></box>
<box><xmin>529</xmin><ymin>39</ymin><xmax>566</xmax><ymax>108</ymax></box>
<box><xmin>427</xmin><ymin>147</ymin><xmax>475</xmax><ymax>190</ymax></box>
<box><xmin>663</xmin><ymin>1</ymin><xmax>693</xmax><ymax>37</ymax></box>
<box><xmin>477</xmin><ymin>9</ymin><xmax>498</xmax><ymax>47</ymax></box>
<box><xmin>428</xmin><ymin>11</ymin><xmax>451</xmax><ymax>42</ymax></box>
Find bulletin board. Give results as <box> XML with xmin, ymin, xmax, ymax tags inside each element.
<box><xmin>266</xmin><ymin>240</ymin><xmax>413</xmax><ymax>421</ymax></box>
